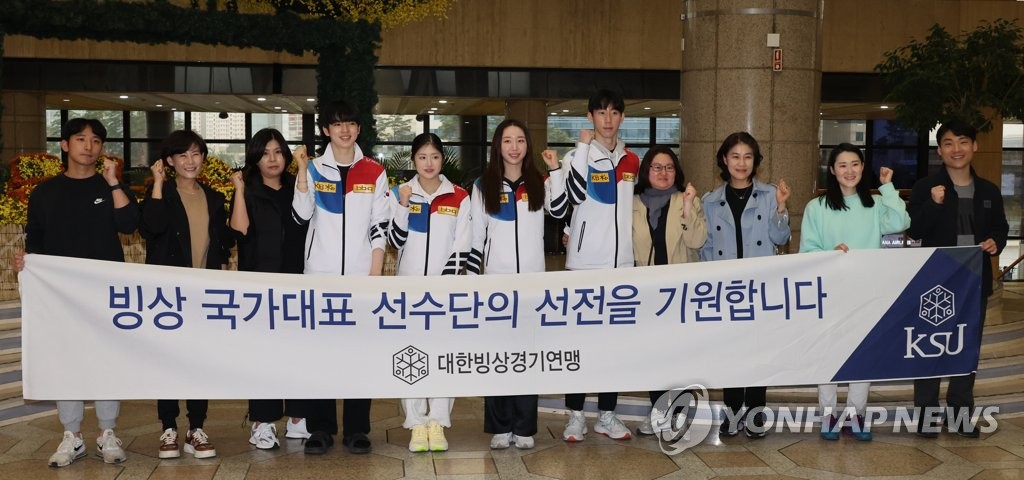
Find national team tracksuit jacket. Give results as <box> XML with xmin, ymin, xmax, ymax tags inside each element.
<box><xmin>564</xmin><ymin>140</ymin><xmax>641</xmax><ymax>270</ymax></box>
<box><xmin>386</xmin><ymin>174</ymin><xmax>472</xmax><ymax>276</ymax></box>
<box><xmin>292</xmin><ymin>145</ymin><xmax>390</xmax><ymax>275</ymax></box>
<box><xmin>466</xmin><ymin>170</ymin><xmax>569</xmax><ymax>275</ymax></box>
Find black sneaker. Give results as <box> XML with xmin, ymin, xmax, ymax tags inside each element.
<box><xmin>719</xmin><ymin>418</ymin><xmax>739</xmax><ymax>437</ymax></box>
<box><xmin>745</xmin><ymin>412</ymin><xmax>767</xmax><ymax>438</ymax></box>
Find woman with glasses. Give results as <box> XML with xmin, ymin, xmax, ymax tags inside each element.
<box><xmin>631</xmin><ymin>146</ymin><xmax>707</xmax><ymax>436</ymax></box>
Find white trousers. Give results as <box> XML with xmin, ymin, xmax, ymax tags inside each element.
<box><xmin>401</xmin><ymin>397</ymin><xmax>454</xmax><ymax>429</ymax></box>
<box><xmin>818</xmin><ymin>382</ymin><xmax>871</xmax><ymax>418</ymax></box>
<box><xmin>57</xmin><ymin>400</ymin><xmax>120</xmax><ymax>432</ymax></box>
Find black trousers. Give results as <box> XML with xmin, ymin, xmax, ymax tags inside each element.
<box><xmin>157</xmin><ymin>399</ymin><xmax>208</xmax><ymax>430</ymax></box>
<box><xmin>722</xmin><ymin>387</ymin><xmax>766</xmax><ymax>416</ymax></box>
<box><xmin>484</xmin><ymin>395</ymin><xmax>538</xmax><ymax>436</ymax></box>
<box><xmin>565</xmin><ymin>392</ymin><xmax>617</xmax><ymax>411</ymax></box>
<box><xmin>913</xmin><ymin>296</ymin><xmax>987</xmax><ymax>426</ymax></box>
<box><xmin>248</xmin><ymin>399</ymin><xmax>310</xmax><ymax>423</ymax></box>
<box><xmin>305</xmin><ymin>399</ymin><xmax>371</xmax><ymax>438</ymax></box>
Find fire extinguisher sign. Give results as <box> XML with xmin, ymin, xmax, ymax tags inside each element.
<box><xmin>773</xmin><ymin>48</ymin><xmax>783</xmax><ymax>71</ymax></box>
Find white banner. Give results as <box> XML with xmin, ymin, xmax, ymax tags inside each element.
<box><xmin>20</xmin><ymin>247</ymin><xmax>982</xmax><ymax>400</ymax></box>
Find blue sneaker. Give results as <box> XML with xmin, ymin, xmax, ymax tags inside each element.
<box><xmin>820</xmin><ymin>414</ymin><xmax>840</xmax><ymax>441</ymax></box>
<box><xmin>844</xmin><ymin>414</ymin><xmax>872</xmax><ymax>441</ymax></box>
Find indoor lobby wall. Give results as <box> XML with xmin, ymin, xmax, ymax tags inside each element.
<box><xmin>4</xmin><ymin>1</ymin><xmax>1022</xmax><ymax>73</ymax></box>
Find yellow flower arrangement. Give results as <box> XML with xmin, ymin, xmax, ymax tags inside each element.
<box><xmin>1</xmin><ymin>152</ymin><xmax>131</xmax><ymax>225</ymax></box>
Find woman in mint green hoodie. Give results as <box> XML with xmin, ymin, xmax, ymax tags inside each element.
<box><xmin>800</xmin><ymin>143</ymin><xmax>910</xmax><ymax>442</ymax></box>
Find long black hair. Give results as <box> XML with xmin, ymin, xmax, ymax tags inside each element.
<box><xmin>635</xmin><ymin>146</ymin><xmax>686</xmax><ymax>194</ymax></box>
<box><xmin>481</xmin><ymin>118</ymin><xmax>544</xmax><ymax>214</ymax></box>
<box><xmin>822</xmin><ymin>142</ymin><xmax>875</xmax><ymax>211</ymax></box>
<box><xmin>243</xmin><ymin>128</ymin><xmax>293</xmax><ymax>189</ymax></box>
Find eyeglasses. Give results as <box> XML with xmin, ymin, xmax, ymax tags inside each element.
<box><xmin>650</xmin><ymin>164</ymin><xmax>676</xmax><ymax>173</ymax></box>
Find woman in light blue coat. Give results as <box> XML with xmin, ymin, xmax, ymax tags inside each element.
<box><xmin>699</xmin><ymin>132</ymin><xmax>791</xmax><ymax>439</ymax></box>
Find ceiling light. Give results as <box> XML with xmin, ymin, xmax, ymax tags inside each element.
<box><xmin>273</xmin><ymin>106</ymin><xmax>281</xmax><ymax>110</ymax></box>
<box><xmin>156</xmin><ymin>104</ymin><xmax>163</xmax><ymax>107</ymax></box>
<box><xmin>171</xmin><ymin>107</ymin><xmax>177</xmax><ymax>111</ymax></box>
<box><xmin>671</xmin><ymin>113</ymin><xmax>678</xmax><ymax>117</ymax></box>
<box><xmin>62</xmin><ymin>99</ymin><xmax>70</xmax><ymax>102</ymax></box>
<box><xmin>306</xmin><ymin>98</ymin><xmax>315</xmax><ymax>102</ymax></box>
<box><xmin>438</xmin><ymin>100</ymin><xmax>448</xmax><ymax>104</ymax></box>
<box><xmin>550</xmin><ymin>112</ymin><xmax>557</xmax><ymax>116</ymax></box>
<box><xmin>257</xmin><ymin>97</ymin><xmax>267</xmax><ymax>102</ymax></box>
<box><xmin>119</xmin><ymin>95</ymin><xmax>128</xmax><ymax>99</ymax></box>
<box><xmin>562</xmin><ymin>109</ymin><xmax>569</xmax><ymax>113</ymax></box>
<box><xmin>644</xmin><ymin>107</ymin><xmax>651</xmax><ymax>110</ymax></box>
<box><xmin>429</xmin><ymin>107</ymin><xmax>438</xmax><ymax>111</ymax></box>
<box><xmin>880</xmin><ymin>105</ymin><xmax>889</xmax><ymax>109</ymax></box>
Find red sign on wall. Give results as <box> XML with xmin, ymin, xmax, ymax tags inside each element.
<box><xmin>773</xmin><ymin>48</ymin><xmax>783</xmax><ymax>71</ymax></box>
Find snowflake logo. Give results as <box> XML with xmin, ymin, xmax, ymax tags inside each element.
<box><xmin>393</xmin><ymin>346</ymin><xmax>429</xmax><ymax>385</ymax></box>
<box><xmin>919</xmin><ymin>285</ymin><xmax>955</xmax><ymax>326</ymax></box>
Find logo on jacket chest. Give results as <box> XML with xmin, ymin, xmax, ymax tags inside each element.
<box><xmin>353</xmin><ymin>184</ymin><xmax>375</xmax><ymax>193</ymax></box>
<box><xmin>315</xmin><ymin>182</ymin><xmax>337</xmax><ymax>193</ymax></box>
<box><xmin>622</xmin><ymin>172</ymin><xmax>636</xmax><ymax>182</ymax></box>
<box><xmin>591</xmin><ymin>172</ymin><xmax>610</xmax><ymax>183</ymax></box>
<box><xmin>409</xmin><ymin>204</ymin><xmax>423</xmax><ymax>214</ymax></box>
<box><xmin>437</xmin><ymin>206</ymin><xmax>459</xmax><ymax>216</ymax></box>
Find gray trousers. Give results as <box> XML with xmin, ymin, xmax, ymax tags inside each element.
<box><xmin>57</xmin><ymin>400</ymin><xmax>119</xmax><ymax>433</ymax></box>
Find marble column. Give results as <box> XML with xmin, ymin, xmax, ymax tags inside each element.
<box><xmin>680</xmin><ymin>0</ymin><xmax>824</xmax><ymax>252</ymax></box>
<box><xmin>1</xmin><ymin>92</ymin><xmax>46</xmax><ymax>165</ymax></box>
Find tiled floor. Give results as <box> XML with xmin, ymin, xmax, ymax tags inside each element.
<box><xmin>0</xmin><ymin>397</ymin><xmax>1023</xmax><ymax>479</ymax></box>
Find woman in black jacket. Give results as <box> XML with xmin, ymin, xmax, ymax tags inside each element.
<box><xmin>141</xmin><ymin>130</ymin><xmax>231</xmax><ymax>460</ymax></box>
<box><xmin>228</xmin><ymin>128</ymin><xmax>309</xmax><ymax>449</ymax></box>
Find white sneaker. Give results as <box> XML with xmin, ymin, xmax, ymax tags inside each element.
<box><xmin>490</xmin><ymin>432</ymin><xmax>513</xmax><ymax>449</ymax></box>
<box><xmin>285</xmin><ymin>417</ymin><xmax>311</xmax><ymax>439</ymax></box>
<box><xmin>249</xmin><ymin>422</ymin><xmax>280</xmax><ymax>450</ymax></box>
<box><xmin>513</xmin><ymin>434</ymin><xmax>535</xmax><ymax>449</ymax></box>
<box><xmin>96</xmin><ymin>429</ymin><xmax>126</xmax><ymax>464</ymax></box>
<box><xmin>562</xmin><ymin>410</ymin><xmax>587</xmax><ymax>442</ymax></box>
<box><xmin>638</xmin><ymin>416</ymin><xmax>655</xmax><ymax>435</ymax></box>
<box><xmin>49</xmin><ymin>431</ymin><xmax>86</xmax><ymax>467</ymax></box>
<box><xmin>640</xmin><ymin>407</ymin><xmax>672</xmax><ymax>435</ymax></box>
<box><xmin>594</xmin><ymin>410</ymin><xmax>632</xmax><ymax>440</ymax></box>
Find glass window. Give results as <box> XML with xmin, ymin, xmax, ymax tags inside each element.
<box><xmin>252</xmin><ymin>113</ymin><xmax>305</xmax><ymax>141</ymax></box>
<box><xmin>129</xmin><ymin>111</ymin><xmax>148</xmax><ymax>139</ymax></box>
<box><xmin>191</xmin><ymin>112</ymin><xmax>245</xmax><ymax>140</ymax></box>
<box><xmin>377</xmin><ymin>114</ymin><xmax>420</xmax><ymax>143</ymax></box>
<box><xmin>871</xmin><ymin>120</ymin><xmax>917</xmax><ymax>146</ymax></box>
<box><xmin>173</xmin><ymin>111</ymin><xmax>186</xmax><ymax>131</ymax></box>
<box><xmin>46</xmin><ymin>110</ymin><xmax>62</xmax><ymax>138</ymax></box>
<box><xmin>547</xmin><ymin>116</ymin><xmax>588</xmax><ymax>145</ymax></box>
<box><xmin>206</xmin><ymin>143</ymin><xmax>245</xmax><ymax>170</ymax></box>
<box><xmin>656</xmin><ymin>118</ymin><xmax>680</xmax><ymax>144</ymax></box>
<box><xmin>375</xmin><ymin>144</ymin><xmax>413</xmax><ymax>176</ymax></box>
<box><xmin>820</xmin><ymin>120</ymin><xmax>868</xmax><ymax>146</ymax></box>
<box><xmin>131</xmin><ymin>142</ymin><xmax>157</xmax><ymax>169</ymax></box>
<box><xmin>429</xmin><ymin>115</ymin><xmax>461</xmax><ymax>142</ymax></box>
<box><xmin>68</xmin><ymin>110</ymin><xmax>124</xmax><ymax>138</ymax></box>
<box><xmin>101</xmin><ymin>143</ymin><xmax>125</xmax><ymax>159</ymax></box>
<box><xmin>46</xmin><ymin>141</ymin><xmax>61</xmax><ymax>157</ymax></box>
<box><xmin>1004</xmin><ymin>121</ymin><xmax>1023</xmax><ymax>148</ymax></box>
<box><xmin>870</xmin><ymin>148</ymin><xmax>919</xmax><ymax>189</ymax></box>
<box><xmin>1003</xmin><ymin>150</ymin><xmax>1022</xmax><ymax>238</ymax></box>
<box><xmin>619</xmin><ymin>117</ymin><xmax>650</xmax><ymax>144</ymax></box>
<box><xmin>486</xmin><ymin>116</ymin><xmax>504</xmax><ymax>142</ymax></box>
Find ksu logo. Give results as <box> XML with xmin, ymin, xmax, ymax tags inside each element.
<box><xmin>394</xmin><ymin>346</ymin><xmax>429</xmax><ymax>385</ymax></box>
<box><xmin>905</xmin><ymin>285</ymin><xmax>965</xmax><ymax>359</ymax></box>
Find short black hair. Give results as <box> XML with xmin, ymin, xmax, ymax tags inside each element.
<box><xmin>936</xmin><ymin>119</ymin><xmax>977</xmax><ymax>143</ymax></box>
<box><xmin>588</xmin><ymin>89</ymin><xmax>625</xmax><ymax>114</ymax></box>
<box><xmin>317</xmin><ymin>100</ymin><xmax>361</xmax><ymax>129</ymax></box>
<box><xmin>61</xmin><ymin>118</ymin><xmax>107</xmax><ymax>142</ymax></box>
<box><xmin>715</xmin><ymin>132</ymin><xmax>763</xmax><ymax>182</ymax></box>
<box><xmin>156</xmin><ymin>130</ymin><xmax>208</xmax><ymax>166</ymax></box>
